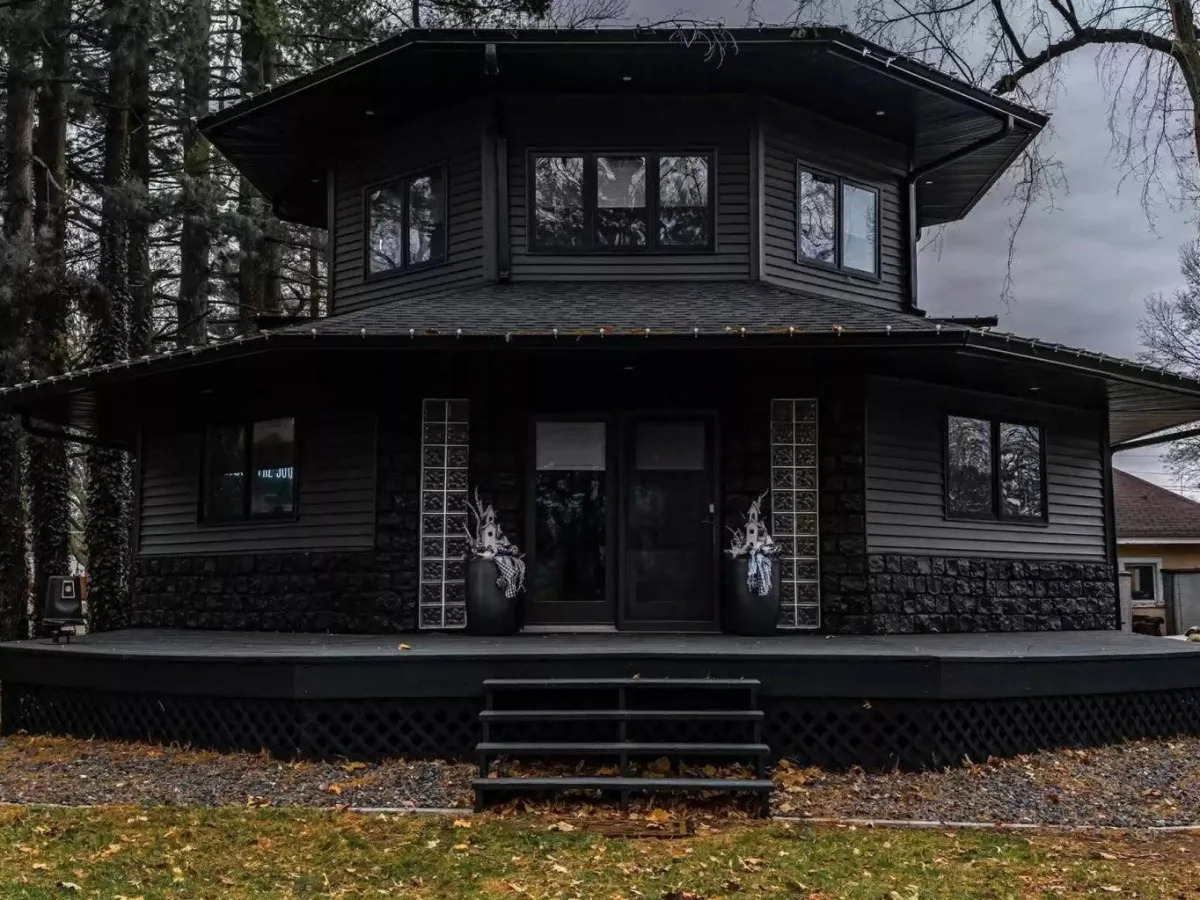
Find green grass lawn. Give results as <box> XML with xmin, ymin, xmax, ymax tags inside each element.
<box><xmin>0</xmin><ymin>805</ymin><xmax>1192</xmax><ymax>899</ymax></box>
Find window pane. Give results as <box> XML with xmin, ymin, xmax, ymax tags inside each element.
<box><xmin>251</xmin><ymin>418</ymin><xmax>295</xmax><ymax>518</ymax></box>
<box><xmin>658</xmin><ymin>155</ymin><xmax>709</xmax><ymax>247</ymax></box>
<box><xmin>798</xmin><ymin>169</ymin><xmax>836</xmax><ymax>265</ymax></box>
<box><xmin>203</xmin><ymin>424</ymin><xmax>245</xmax><ymax>521</ymax></box>
<box><xmin>1128</xmin><ymin>564</ymin><xmax>1157</xmax><ymax>602</ymax></box>
<box><xmin>367</xmin><ymin>182</ymin><xmax>404</xmax><ymax>274</ymax></box>
<box><xmin>999</xmin><ymin>422</ymin><xmax>1043</xmax><ymax>519</ymax></box>
<box><xmin>534</xmin><ymin>156</ymin><xmax>585</xmax><ymax>248</ymax></box>
<box><xmin>408</xmin><ymin>171</ymin><xmax>446</xmax><ymax>266</ymax></box>
<box><xmin>595</xmin><ymin>155</ymin><xmax>647</xmax><ymax>248</ymax></box>
<box><xmin>841</xmin><ymin>182</ymin><xmax>878</xmax><ymax>274</ymax></box>
<box><xmin>534</xmin><ymin>422</ymin><xmax>607</xmax><ymax>605</ymax></box>
<box><xmin>947</xmin><ymin>416</ymin><xmax>992</xmax><ymax>517</ymax></box>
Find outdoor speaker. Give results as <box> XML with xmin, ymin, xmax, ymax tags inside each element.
<box><xmin>43</xmin><ymin>575</ymin><xmax>85</xmax><ymax>625</ymax></box>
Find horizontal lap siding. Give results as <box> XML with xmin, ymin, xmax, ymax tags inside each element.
<box><xmin>762</xmin><ymin>103</ymin><xmax>909</xmax><ymax>311</ymax></box>
<box><xmin>506</xmin><ymin>96</ymin><xmax>750</xmax><ymax>281</ymax></box>
<box><xmin>138</xmin><ymin>414</ymin><xmax>377</xmax><ymax>556</ymax></box>
<box><xmin>333</xmin><ymin>104</ymin><xmax>485</xmax><ymax>314</ymax></box>
<box><xmin>865</xmin><ymin>377</ymin><xmax>1107</xmax><ymax>561</ymax></box>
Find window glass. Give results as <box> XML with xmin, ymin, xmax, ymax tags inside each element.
<box><xmin>251</xmin><ymin>418</ymin><xmax>296</xmax><ymax>518</ymax></box>
<box><xmin>1127</xmin><ymin>564</ymin><xmax>1157</xmax><ymax>602</ymax></box>
<box><xmin>798</xmin><ymin>169</ymin><xmax>837</xmax><ymax>265</ymax></box>
<box><xmin>946</xmin><ymin>416</ymin><xmax>993</xmax><ymax>517</ymax></box>
<box><xmin>534</xmin><ymin>156</ymin><xmax>586</xmax><ymax>248</ymax></box>
<box><xmin>203</xmin><ymin>424</ymin><xmax>245</xmax><ymax>521</ymax></box>
<box><xmin>998</xmin><ymin>422</ymin><xmax>1044</xmax><ymax>519</ymax></box>
<box><xmin>595</xmin><ymin>156</ymin><xmax>647</xmax><ymax>248</ymax></box>
<box><xmin>841</xmin><ymin>182</ymin><xmax>878</xmax><ymax>275</ymax></box>
<box><xmin>407</xmin><ymin>171</ymin><xmax>445</xmax><ymax>266</ymax></box>
<box><xmin>658</xmin><ymin>155</ymin><xmax>709</xmax><ymax>247</ymax></box>
<box><xmin>367</xmin><ymin>183</ymin><xmax>405</xmax><ymax>274</ymax></box>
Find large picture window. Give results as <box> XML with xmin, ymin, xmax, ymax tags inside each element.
<box><xmin>366</xmin><ymin>166</ymin><xmax>447</xmax><ymax>276</ymax></box>
<box><xmin>945</xmin><ymin>415</ymin><xmax>1046</xmax><ymax>522</ymax></box>
<box><xmin>797</xmin><ymin>164</ymin><xmax>879</xmax><ymax>277</ymax></box>
<box><xmin>531</xmin><ymin>152</ymin><xmax>713</xmax><ymax>252</ymax></box>
<box><xmin>201</xmin><ymin>417</ymin><xmax>296</xmax><ymax>523</ymax></box>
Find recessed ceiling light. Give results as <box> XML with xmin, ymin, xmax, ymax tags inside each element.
<box><xmin>622</xmin><ymin>365</ymin><xmax>635</xmax><ymax>371</ymax></box>
<box><xmin>1030</xmin><ymin>386</ymin><xmax>1042</xmax><ymax>392</ymax></box>
<box><xmin>364</xmin><ymin>109</ymin><xmax>375</xmax><ymax>116</ymax></box>
<box><xmin>875</xmin><ymin>109</ymin><xmax>885</xmax><ymax>116</ymax></box>
<box><xmin>923</xmin><ymin>179</ymin><xmax>934</xmax><ymax>185</ymax></box>
<box><xmin>622</xmin><ymin>75</ymin><xmax>632</xmax><ymax>82</ymax></box>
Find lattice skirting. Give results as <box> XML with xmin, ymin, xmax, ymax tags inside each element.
<box><xmin>4</xmin><ymin>684</ymin><xmax>1200</xmax><ymax>767</ymax></box>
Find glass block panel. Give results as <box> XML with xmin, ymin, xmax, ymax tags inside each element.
<box><xmin>771</xmin><ymin>398</ymin><xmax>820</xmax><ymax>630</ymax></box>
<box><xmin>419</xmin><ymin>398</ymin><xmax>470</xmax><ymax>630</ymax></box>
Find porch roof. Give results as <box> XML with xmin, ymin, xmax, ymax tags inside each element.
<box><xmin>2</xmin><ymin>281</ymin><xmax>1199</xmax><ymax>447</ymax></box>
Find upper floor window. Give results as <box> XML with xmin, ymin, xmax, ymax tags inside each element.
<box><xmin>202</xmin><ymin>417</ymin><xmax>296</xmax><ymax>523</ymax></box>
<box><xmin>531</xmin><ymin>152</ymin><xmax>713</xmax><ymax>252</ymax></box>
<box><xmin>366</xmin><ymin>166</ymin><xmax>446</xmax><ymax>276</ymax></box>
<box><xmin>945</xmin><ymin>415</ymin><xmax>1045</xmax><ymax>522</ymax></box>
<box><xmin>797</xmin><ymin>165</ymin><xmax>879</xmax><ymax>277</ymax></box>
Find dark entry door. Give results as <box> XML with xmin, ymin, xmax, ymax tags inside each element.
<box><xmin>621</xmin><ymin>416</ymin><xmax>718</xmax><ymax>630</ymax></box>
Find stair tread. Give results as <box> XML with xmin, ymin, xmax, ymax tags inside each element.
<box><xmin>479</xmin><ymin>709</ymin><xmax>763</xmax><ymax>721</ymax></box>
<box><xmin>474</xmin><ymin>776</ymin><xmax>773</xmax><ymax>791</ymax></box>
<box><xmin>477</xmin><ymin>741</ymin><xmax>769</xmax><ymax>754</ymax></box>
<box><xmin>484</xmin><ymin>678</ymin><xmax>760</xmax><ymax>690</ymax></box>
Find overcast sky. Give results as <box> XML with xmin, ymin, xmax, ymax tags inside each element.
<box><xmin>621</xmin><ymin>0</ymin><xmax>1198</xmax><ymax>494</ymax></box>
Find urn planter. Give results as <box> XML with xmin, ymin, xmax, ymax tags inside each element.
<box><xmin>465</xmin><ymin>558</ymin><xmax>519</xmax><ymax>636</ymax></box>
<box><xmin>723</xmin><ymin>557</ymin><xmax>779</xmax><ymax>636</ymax></box>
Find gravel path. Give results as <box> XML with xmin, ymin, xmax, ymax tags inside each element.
<box><xmin>773</xmin><ymin>738</ymin><xmax>1200</xmax><ymax>827</ymax></box>
<box><xmin>4</xmin><ymin>734</ymin><xmax>1200</xmax><ymax>827</ymax></box>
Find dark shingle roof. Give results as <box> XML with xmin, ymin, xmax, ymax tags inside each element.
<box><xmin>291</xmin><ymin>281</ymin><xmax>948</xmax><ymax>336</ymax></box>
<box><xmin>1115</xmin><ymin>468</ymin><xmax>1200</xmax><ymax>539</ymax></box>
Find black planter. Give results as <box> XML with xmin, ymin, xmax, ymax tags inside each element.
<box><xmin>723</xmin><ymin>557</ymin><xmax>780</xmax><ymax>636</ymax></box>
<box><xmin>465</xmin><ymin>557</ymin><xmax>520</xmax><ymax>636</ymax></box>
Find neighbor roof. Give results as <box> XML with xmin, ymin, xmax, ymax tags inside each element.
<box><xmin>1115</xmin><ymin>469</ymin><xmax>1200</xmax><ymax>540</ymax></box>
<box><xmin>198</xmin><ymin>25</ymin><xmax>1047</xmax><ymax>228</ymax></box>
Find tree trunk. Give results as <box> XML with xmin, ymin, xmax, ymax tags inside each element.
<box><xmin>178</xmin><ymin>0</ymin><xmax>213</xmax><ymax>347</ymax></box>
<box><xmin>0</xmin><ymin>16</ymin><xmax>36</xmax><ymax>640</ymax></box>
<box><xmin>127</xmin><ymin>5</ymin><xmax>153</xmax><ymax>357</ymax></box>
<box><xmin>308</xmin><ymin>226</ymin><xmax>323</xmax><ymax>318</ymax></box>
<box><xmin>28</xmin><ymin>0</ymin><xmax>74</xmax><ymax>624</ymax></box>
<box><xmin>86</xmin><ymin>0</ymin><xmax>135</xmax><ymax>633</ymax></box>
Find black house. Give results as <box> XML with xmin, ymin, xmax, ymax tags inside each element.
<box><xmin>6</xmin><ymin>27</ymin><xmax>1200</xmax><ymax>774</ymax></box>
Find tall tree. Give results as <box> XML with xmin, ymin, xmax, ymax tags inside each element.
<box><xmin>28</xmin><ymin>0</ymin><xmax>75</xmax><ymax>618</ymax></box>
<box><xmin>0</xmin><ymin>5</ymin><xmax>37</xmax><ymax>640</ymax></box>
<box><xmin>178</xmin><ymin>0</ymin><xmax>214</xmax><ymax>346</ymax></box>
<box><xmin>85</xmin><ymin>0</ymin><xmax>136</xmax><ymax>632</ymax></box>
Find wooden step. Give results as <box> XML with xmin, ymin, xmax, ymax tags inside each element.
<box><xmin>474</xmin><ymin>776</ymin><xmax>773</xmax><ymax>794</ymax></box>
<box><xmin>483</xmin><ymin>678</ymin><xmax>760</xmax><ymax>690</ymax></box>
<box><xmin>479</xmin><ymin>709</ymin><xmax>764</xmax><ymax>723</ymax></box>
<box><xmin>476</xmin><ymin>741</ymin><xmax>770</xmax><ymax>757</ymax></box>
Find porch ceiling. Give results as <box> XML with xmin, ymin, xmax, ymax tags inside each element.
<box><xmin>2</xmin><ymin>281</ymin><xmax>1198</xmax><ymax>446</ymax></box>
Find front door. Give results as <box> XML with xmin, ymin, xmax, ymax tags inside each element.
<box><xmin>620</xmin><ymin>416</ymin><xmax>719</xmax><ymax>630</ymax></box>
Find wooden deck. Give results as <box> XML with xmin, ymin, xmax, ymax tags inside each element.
<box><xmin>2</xmin><ymin>628</ymin><xmax>1198</xmax><ymax>701</ymax></box>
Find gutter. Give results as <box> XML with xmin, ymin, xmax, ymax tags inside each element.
<box><xmin>1113</xmin><ymin>424</ymin><xmax>1200</xmax><ymax>452</ymax></box>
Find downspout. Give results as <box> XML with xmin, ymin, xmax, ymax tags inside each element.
<box><xmin>20</xmin><ymin>411</ymin><xmax>132</xmax><ymax>451</ymax></box>
<box><xmin>905</xmin><ymin>114</ymin><xmax>1014</xmax><ymax>311</ymax></box>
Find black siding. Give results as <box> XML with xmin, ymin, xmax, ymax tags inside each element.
<box><xmin>506</xmin><ymin>95</ymin><xmax>751</xmax><ymax>281</ymax></box>
<box><xmin>331</xmin><ymin>102</ymin><xmax>486</xmax><ymax>314</ymax></box>
<box><xmin>761</xmin><ymin>101</ymin><xmax>910</xmax><ymax>311</ymax></box>
<box><xmin>138</xmin><ymin>413</ymin><xmax>377</xmax><ymax>556</ymax></box>
<box><xmin>866</xmin><ymin>377</ymin><xmax>1107</xmax><ymax>561</ymax></box>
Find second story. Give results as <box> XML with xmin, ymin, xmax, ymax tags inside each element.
<box><xmin>200</xmin><ymin>27</ymin><xmax>1046</xmax><ymax>318</ymax></box>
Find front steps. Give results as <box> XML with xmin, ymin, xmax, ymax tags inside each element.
<box><xmin>472</xmin><ymin>677</ymin><xmax>772</xmax><ymax>815</ymax></box>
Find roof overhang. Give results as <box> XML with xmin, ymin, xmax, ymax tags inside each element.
<box><xmin>199</xmin><ymin>26</ymin><xmax>1047</xmax><ymax>228</ymax></box>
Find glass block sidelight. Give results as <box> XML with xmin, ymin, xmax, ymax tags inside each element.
<box><xmin>418</xmin><ymin>399</ymin><xmax>470</xmax><ymax>629</ymax></box>
<box><xmin>771</xmin><ymin>399</ymin><xmax>820</xmax><ymax>630</ymax></box>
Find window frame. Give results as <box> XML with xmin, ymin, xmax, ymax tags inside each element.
<box><xmin>942</xmin><ymin>413</ymin><xmax>1049</xmax><ymax>525</ymax></box>
<box><xmin>198</xmin><ymin>417</ymin><xmax>299</xmax><ymax>525</ymax></box>
<box><xmin>1121</xmin><ymin>558</ymin><xmax>1163</xmax><ymax>608</ymax></box>
<box><xmin>795</xmin><ymin>161</ymin><xmax>881</xmax><ymax>281</ymax></box>
<box><xmin>361</xmin><ymin>163</ymin><xmax>449</xmax><ymax>281</ymax></box>
<box><xmin>527</xmin><ymin>149</ymin><xmax>717</xmax><ymax>254</ymax></box>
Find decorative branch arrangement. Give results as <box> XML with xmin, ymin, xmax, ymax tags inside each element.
<box><xmin>465</xmin><ymin>489</ymin><xmax>526</xmax><ymax>599</ymax></box>
<box><xmin>726</xmin><ymin>491</ymin><xmax>781</xmax><ymax>597</ymax></box>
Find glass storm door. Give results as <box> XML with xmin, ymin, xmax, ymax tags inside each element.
<box><xmin>526</xmin><ymin>420</ymin><xmax>616</xmax><ymax>625</ymax></box>
<box><xmin>621</xmin><ymin>416</ymin><xmax>718</xmax><ymax>629</ymax></box>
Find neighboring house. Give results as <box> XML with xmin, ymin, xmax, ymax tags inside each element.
<box><xmin>4</xmin><ymin>26</ymin><xmax>1200</xmax><ymax>637</ymax></box>
<box><xmin>1115</xmin><ymin>468</ymin><xmax>1200</xmax><ymax>634</ymax></box>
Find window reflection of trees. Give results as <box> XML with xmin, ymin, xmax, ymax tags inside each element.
<box><xmin>534</xmin><ymin>472</ymin><xmax>606</xmax><ymax>603</ymax></box>
<box><xmin>596</xmin><ymin>156</ymin><xmax>647</xmax><ymax>248</ymax></box>
<box><xmin>658</xmin><ymin>156</ymin><xmax>709</xmax><ymax>247</ymax></box>
<box><xmin>534</xmin><ymin>156</ymin><xmax>586</xmax><ymax>248</ymax></box>
<box><xmin>799</xmin><ymin>170</ymin><xmax>836</xmax><ymax>265</ymax></box>
<box><xmin>1000</xmin><ymin>423</ymin><xmax>1044</xmax><ymax>518</ymax></box>
<box><xmin>947</xmin><ymin>415</ymin><xmax>993</xmax><ymax>516</ymax></box>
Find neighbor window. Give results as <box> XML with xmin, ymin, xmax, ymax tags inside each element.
<box><xmin>202</xmin><ymin>417</ymin><xmax>296</xmax><ymax>522</ymax></box>
<box><xmin>366</xmin><ymin>167</ymin><xmax>446</xmax><ymax>275</ymax></box>
<box><xmin>797</xmin><ymin>165</ymin><xmax>879</xmax><ymax>276</ymax></box>
<box><xmin>1125</xmin><ymin>562</ymin><xmax>1159</xmax><ymax>605</ymax></box>
<box><xmin>531</xmin><ymin>152</ymin><xmax>713</xmax><ymax>251</ymax></box>
<box><xmin>946</xmin><ymin>415</ymin><xmax>1045</xmax><ymax>521</ymax></box>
